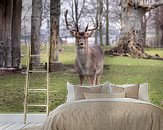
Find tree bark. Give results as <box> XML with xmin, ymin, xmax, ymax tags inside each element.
<box><xmin>50</xmin><ymin>0</ymin><xmax>60</xmax><ymax>63</ymax></box>
<box><xmin>105</xmin><ymin>0</ymin><xmax>109</xmax><ymax>46</ymax></box>
<box><xmin>106</xmin><ymin>0</ymin><xmax>163</xmax><ymax>59</ymax></box>
<box><xmin>0</xmin><ymin>1</ymin><xmax>6</xmax><ymax>67</ymax></box>
<box><xmin>0</xmin><ymin>1</ymin><xmax>6</xmax><ymax>42</ymax></box>
<box><xmin>107</xmin><ymin>0</ymin><xmax>147</xmax><ymax>57</ymax></box>
<box><xmin>98</xmin><ymin>0</ymin><xmax>103</xmax><ymax>46</ymax></box>
<box><xmin>141</xmin><ymin>14</ymin><xmax>147</xmax><ymax>47</ymax></box>
<box><xmin>95</xmin><ymin>12</ymin><xmax>98</xmax><ymax>44</ymax></box>
<box><xmin>31</xmin><ymin>0</ymin><xmax>42</xmax><ymax>66</ymax></box>
<box><xmin>4</xmin><ymin>0</ymin><xmax>13</xmax><ymax>67</ymax></box>
<box><xmin>12</xmin><ymin>0</ymin><xmax>22</xmax><ymax>68</ymax></box>
<box><xmin>155</xmin><ymin>8</ymin><xmax>160</xmax><ymax>47</ymax></box>
<box><xmin>155</xmin><ymin>6</ymin><xmax>163</xmax><ymax>48</ymax></box>
<box><xmin>0</xmin><ymin>0</ymin><xmax>22</xmax><ymax>68</ymax></box>
<box><xmin>99</xmin><ymin>21</ymin><xmax>103</xmax><ymax>46</ymax></box>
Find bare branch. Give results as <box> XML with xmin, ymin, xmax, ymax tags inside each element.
<box><xmin>134</xmin><ymin>1</ymin><xmax>163</xmax><ymax>11</ymax></box>
<box><xmin>87</xmin><ymin>19</ymin><xmax>99</xmax><ymax>31</ymax></box>
<box><xmin>64</xmin><ymin>10</ymin><xmax>77</xmax><ymax>31</ymax></box>
<box><xmin>150</xmin><ymin>1</ymin><xmax>163</xmax><ymax>9</ymax></box>
<box><xmin>77</xmin><ymin>0</ymin><xmax>86</xmax><ymax>21</ymax></box>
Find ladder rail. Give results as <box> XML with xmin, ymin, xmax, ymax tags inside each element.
<box><xmin>24</xmin><ymin>43</ymin><xmax>30</xmax><ymax>124</ymax></box>
<box><xmin>24</xmin><ymin>43</ymin><xmax>50</xmax><ymax>124</ymax></box>
<box><xmin>46</xmin><ymin>43</ymin><xmax>50</xmax><ymax>115</ymax></box>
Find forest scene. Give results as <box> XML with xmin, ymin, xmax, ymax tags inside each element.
<box><xmin>0</xmin><ymin>0</ymin><xmax>163</xmax><ymax>114</ymax></box>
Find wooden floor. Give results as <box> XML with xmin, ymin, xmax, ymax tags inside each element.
<box><xmin>0</xmin><ymin>114</ymin><xmax>46</xmax><ymax>130</ymax></box>
<box><xmin>0</xmin><ymin>122</ymin><xmax>43</xmax><ymax>130</ymax></box>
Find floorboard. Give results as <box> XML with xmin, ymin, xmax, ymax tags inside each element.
<box><xmin>3</xmin><ymin>123</ymin><xmax>21</xmax><ymax>130</ymax></box>
<box><xmin>13</xmin><ymin>123</ymin><xmax>30</xmax><ymax>130</ymax></box>
<box><xmin>0</xmin><ymin>123</ymin><xmax>14</xmax><ymax>130</ymax></box>
<box><xmin>22</xmin><ymin>123</ymin><xmax>38</xmax><ymax>129</ymax></box>
<box><xmin>0</xmin><ymin>114</ymin><xmax>45</xmax><ymax>130</ymax></box>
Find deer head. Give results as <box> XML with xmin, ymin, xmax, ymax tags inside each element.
<box><xmin>64</xmin><ymin>10</ymin><xmax>98</xmax><ymax>50</ymax></box>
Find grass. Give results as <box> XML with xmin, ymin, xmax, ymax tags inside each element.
<box><xmin>0</xmin><ymin>45</ymin><xmax>163</xmax><ymax>113</ymax></box>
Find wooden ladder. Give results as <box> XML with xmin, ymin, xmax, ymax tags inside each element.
<box><xmin>24</xmin><ymin>43</ymin><xmax>50</xmax><ymax>124</ymax></box>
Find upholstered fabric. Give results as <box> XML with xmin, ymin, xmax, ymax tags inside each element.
<box><xmin>66</xmin><ymin>82</ymin><xmax>110</xmax><ymax>102</ymax></box>
<box><xmin>66</xmin><ymin>82</ymin><xmax>75</xmax><ymax>103</ymax></box>
<box><xmin>74</xmin><ymin>85</ymin><xmax>102</xmax><ymax>100</ymax></box>
<box><xmin>110</xmin><ymin>84</ymin><xmax>140</xmax><ymax>99</ymax></box>
<box><xmin>84</xmin><ymin>92</ymin><xmax>125</xmax><ymax>99</ymax></box>
<box><xmin>42</xmin><ymin>98</ymin><xmax>163</xmax><ymax>130</ymax></box>
<box><xmin>138</xmin><ymin>83</ymin><xmax>149</xmax><ymax>101</ymax></box>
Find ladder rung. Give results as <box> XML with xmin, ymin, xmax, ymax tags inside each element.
<box><xmin>40</xmin><ymin>50</ymin><xmax>48</xmax><ymax>53</ymax></box>
<box><xmin>28</xmin><ymin>89</ymin><xmax>47</xmax><ymax>92</ymax></box>
<box><xmin>30</xmin><ymin>55</ymin><xmax>41</xmax><ymax>57</ymax></box>
<box><xmin>29</xmin><ymin>70</ymin><xmax>47</xmax><ymax>73</ymax></box>
<box><xmin>30</xmin><ymin>62</ymin><xmax>44</xmax><ymax>65</ymax></box>
<box><xmin>27</xmin><ymin>104</ymin><xmax>47</xmax><ymax>107</ymax></box>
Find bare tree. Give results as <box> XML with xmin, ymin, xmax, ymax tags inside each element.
<box><xmin>30</xmin><ymin>0</ymin><xmax>42</xmax><ymax>66</ymax></box>
<box><xmin>0</xmin><ymin>0</ymin><xmax>22</xmax><ymax>68</ymax></box>
<box><xmin>49</xmin><ymin>0</ymin><xmax>60</xmax><ymax>63</ymax></box>
<box><xmin>12</xmin><ymin>0</ymin><xmax>22</xmax><ymax>67</ymax></box>
<box><xmin>105</xmin><ymin>0</ymin><xmax>109</xmax><ymax>45</ymax></box>
<box><xmin>141</xmin><ymin>11</ymin><xmax>152</xmax><ymax>47</ymax></box>
<box><xmin>98</xmin><ymin>0</ymin><xmax>104</xmax><ymax>46</ymax></box>
<box><xmin>68</xmin><ymin>0</ymin><xmax>86</xmax><ymax>29</ymax></box>
<box><xmin>155</xmin><ymin>5</ymin><xmax>163</xmax><ymax>48</ymax></box>
<box><xmin>107</xmin><ymin>0</ymin><xmax>163</xmax><ymax>59</ymax></box>
<box><xmin>21</xmin><ymin>2</ymin><xmax>32</xmax><ymax>46</ymax></box>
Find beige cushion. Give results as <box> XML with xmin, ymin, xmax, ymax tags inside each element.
<box><xmin>110</xmin><ymin>83</ymin><xmax>140</xmax><ymax>99</ymax></box>
<box><xmin>138</xmin><ymin>83</ymin><xmax>149</xmax><ymax>102</ymax></box>
<box><xmin>74</xmin><ymin>85</ymin><xmax>102</xmax><ymax>100</ymax></box>
<box><xmin>66</xmin><ymin>82</ymin><xmax>110</xmax><ymax>102</ymax></box>
<box><xmin>84</xmin><ymin>93</ymin><xmax>126</xmax><ymax>99</ymax></box>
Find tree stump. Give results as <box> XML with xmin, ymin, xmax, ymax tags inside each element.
<box><xmin>105</xmin><ymin>0</ymin><xmax>163</xmax><ymax>60</ymax></box>
<box><xmin>106</xmin><ymin>28</ymin><xmax>152</xmax><ymax>58</ymax></box>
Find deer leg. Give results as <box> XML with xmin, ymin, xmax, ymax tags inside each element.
<box><xmin>96</xmin><ymin>70</ymin><xmax>103</xmax><ymax>85</ymax></box>
<box><xmin>90</xmin><ymin>74</ymin><xmax>96</xmax><ymax>85</ymax></box>
<box><xmin>86</xmin><ymin>76</ymin><xmax>91</xmax><ymax>85</ymax></box>
<box><xmin>79</xmin><ymin>75</ymin><xmax>84</xmax><ymax>85</ymax></box>
<box><xmin>96</xmin><ymin>74</ymin><xmax>101</xmax><ymax>85</ymax></box>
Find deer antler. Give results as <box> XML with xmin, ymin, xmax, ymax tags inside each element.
<box><xmin>64</xmin><ymin>10</ymin><xmax>78</xmax><ymax>32</ymax></box>
<box><xmin>85</xmin><ymin>19</ymin><xmax>99</xmax><ymax>32</ymax></box>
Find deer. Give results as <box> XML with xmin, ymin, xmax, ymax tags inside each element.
<box><xmin>64</xmin><ymin>10</ymin><xmax>104</xmax><ymax>85</ymax></box>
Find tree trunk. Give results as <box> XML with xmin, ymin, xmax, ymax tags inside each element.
<box><xmin>49</xmin><ymin>0</ymin><xmax>60</xmax><ymax>63</ymax></box>
<box><xmin>105</xmin><ymin>0</ymin><xmax>109</xmax><ymax>46</ymax></box>
<box><xmin>31</xmin><ymin>0</ymin><xmax>42</xmax><ymax>66</ymax></box>
<box><xmin>106</xmin><ymin>1</ymin><xmax>163</xmax><ymax>60</ymax></box>
<box><xmin>12</xmin><ymin>0</ymin><xmax>22</xmax><ymax>68</ymax></box>
<box><xmin>121</xmin><ymin>7</ymin><xmax>145</xmax><ymax>46</ymax></box>
<box><xmin>155</xmin><ymin>8</ymin><xmax>160</xmax><ymax>47</ymax></box>
<box><xmin>155</xmin><ymin>6</ymin><xmax>163</xmax><ymax>48</ymax></box>
<box><xmin>0</xmin><ymin>1</ymin><xmax>6</xmax><ymax>67</ymax></box>
<box><xmin>95</xmin><ymin>2</ymin><xmax>99</xmax><ymax>45</ymax></box>
<box><xmin>107</xmin><ymin>0</ymin><xmax>148</xmax><ymax>58</ymax></box>
<box><xmin>141</xmin><ymin>14</ymin><xmax>147</xmax><ymax>47</ymax></box>
<box><xmin>98</xmin><ymin>0</ymin><xmax>103</xmax><ymax>46</ymax></box>
<box><xmin>160</xmin><ymin>25</ymin><xmax>163</xmax><ymax>48</ymax></box>
<box><xmin>99</xmin><ymin>21</ymin><xmax>103</xmax><ymax>46</ymax></box>
<box><xmin>4</xmin><ymin>0</ymin><xmax>13</xmax><ymax>67</ymax></box>
<box><xmin>0</xmin><ymin>0</ymin><xmax>22</xmax><ymax>68</ymax></box>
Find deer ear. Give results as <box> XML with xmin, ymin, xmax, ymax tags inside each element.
<box><xmin>85</xmin><ymin>31</ymin><xmax>94</xmax><ymax>38</ymax></box>
<box><xmin>70</xmin><ymin>31</ymin><xmax>79</xmax><ymax>37</ymax></box>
